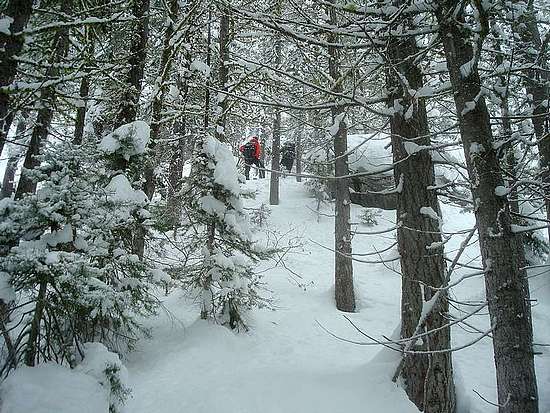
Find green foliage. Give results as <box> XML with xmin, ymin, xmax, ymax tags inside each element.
<box><xmin>0</xmin><ymin>141</ymin><xmax>159</xmax><ymax>372</ymax></box>
<box><xmin>248</xmin><ymin>203</ymin><xmax>272</xmax><ymax>227</ymax></box>
<box><xmin>178</xmin><ymin>136</ymin><xmax>274</xmax><ymax>329</ymax></box>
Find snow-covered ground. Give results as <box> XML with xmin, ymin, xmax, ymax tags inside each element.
<box><xmin>3</xmin><ymin>177</ymin><xmax>549</xmax><ymax>413</ymax></box>
<box><xmin>122</xmin><ymin>177</ymin><xmax>550</xmax><ymax>413</ymax></box>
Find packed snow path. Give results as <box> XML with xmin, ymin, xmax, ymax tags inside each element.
<box><xmin>125</xmin><ymin>178</ymin><xmax>550</xmax><ymax>413</ymax></box>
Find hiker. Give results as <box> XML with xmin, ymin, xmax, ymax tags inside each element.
<box><xmin>280</xmin><ymin>140</ymin><xmax>295</xmax><ymax>173</ymax></box>
<box><xmin>239</xmin><ymin>136</ymin><xmax>265</xmax><ymax>180</ymax></box>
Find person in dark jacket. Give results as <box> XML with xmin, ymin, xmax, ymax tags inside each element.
<box><xmin>239</xmin><ymin>136</ymin><xmax>265</xmax><ymax>180</ymax></box>
<box><xmin>280</xmin><ymin>141</ymin><xmax>296</xmax><ymax>173</ymax></box>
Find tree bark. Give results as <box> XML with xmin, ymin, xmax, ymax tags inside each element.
<box><xmin>144</xmin><ymin>0</ymin><xmax>181</xmax><ymax>199</ymax></box>
<box><xmin>110</xmin><ymin>0</ymin><xmax>150</xmax><ymax>258</ymax></box>
<box><xmin>436</xmin><ymin>4</ymin><xmax>538</xmax><ymax>413</ymax></box>
<box><xmin>0</xmin><ymin>0</ymin><xmax>33</xmax><ymax>158</ymax></box>
<box><xmin>1</xmin><ymin>111</ymin><xmax>28</xmax><ymax>199</ymax></box>
<box><xmin>24</xmin><ymin>279</ymin><xmax>47</xmax><ymax>366</ymax></box>
<box><xmin>112</xmin><ymin>0</ymin><xmax>150</xmax><ymax>173</ymax></box>
<box><xmin>327</xmin><ymin>1</ymin><xmax>355</xmax><ymax>312</ymax></box>
<box><xmin>214</xmin><ymin>4</ymin><xmax>230</xmax><ymax>144</ymax></box>
<box><xmin>386</xmin><ymin>13</ymin><xmax>454</xmax><ymax>412</ymax></box>
<box><xmin>512</xmin><ymin>0</ymin><xmax>550</xmax><ymax>240</ymax></box>
<box><xmin>72</xmin><ymin>30</ymin><xmax>93</xmax><ymax>145</ymax></box>
<box><xmin>269</xmin><ymin>1</ymin><xmax>283</xmax><ymax>204</ymax></box>
<box><xmin>15</xmin><ymin>26</ymin><xmax>70</xmax><ymax>199</ymax></box>
<box><xmin>270</xmin><ymin>109</ymin><xmax>281</xmax><ymax>204</ymax></box>
<box><xmin>73</xmin><ymin>76</ymin><xmax>90</xmax><ymax>146</ymax></box>
<box><xmin>295</xmin><ymin>117</ymin><xmax>303</xmax><ymax>182</ymax></box>
<box><xmin>167</xmin><ymin>72</ymin><xmax>189</xmax><ymax>230</ymax></box>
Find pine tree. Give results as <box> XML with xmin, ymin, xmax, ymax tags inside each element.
<box><xmin>0</xmin><ymin>0</ymin><xmax>33</xmax><ymax>158</ymax></box>
<box><xmin>384</xmin><ymin>5</ymin><xmax>454</xmax><ymax>411</ymax></box>
<box><xmin>182</xmin><ymin>135</ymin><xmax>272</xmax><ymax>329</ymax></box>
<box><xmin>435</xmin><ymin>2</ymin><xmax>538</xmax><ymax>412</ymax></box>
<box><xmin>0</xmin><ymin>138</ymin><xmax>159</xmax><ymax>371</ymax></box>
<box><xmin>327</xmin><ymin>1</ymin><xmax>355</xmax><ymax>312</ymax></box>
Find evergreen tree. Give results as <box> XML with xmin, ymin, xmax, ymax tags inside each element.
<box><xmin>182</xmin><ymin>135</ymin><xmax>272</xmax><ymax>329</ymax></box>
<box><xmin>0</xmin><ymin>137</ymin><xmax>159</xmax><ymax>371</ymax></box>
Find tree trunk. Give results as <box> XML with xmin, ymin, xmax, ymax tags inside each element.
<box><xmin>144</xmin><ymin>0</ymin><xmax>181</xmax><ymax>199</ymax></box>
<box><xmin>295</xmin><ymin>118</ymin><xmax>302</xmax><ymax>182</ymax></box>
<box><xmin>15</xmin><ymin>26</ymin><xmax>70</xmax><ymax>199</ymax></box>
<box><xmin>270</xmin><ymin>109</ymin><xmax>281</xmax><ymax>204</ymax></box>
<box><xmin>0</xmin><ymin>0</ymin><xmax>33</xmax><ymax>158</ymax></box>
<box><xmin>436</xmin><ymin>4</ymin><xmax>538</xmax><ymax>413</ymax></box>
<box><xmin>269</xmin><ymin>2</ymin><xmax>283</xmax><ymax>204</ymax></box>
<box><xmin>1</xmin><ymin>111</ymin><xmax>28</xmax><ymax>199</ymax></box>
<box><xmin>200</xmin><ymin>6</ymin><xmax>214</xmax><ymax>320</ymax></box>
<box><xmin>512</xmin><ymin>1</ymin><xmax>550</xmax><ymax>240</ymax></box>
<box><xmin>24</xmin><ymin>279</ymin><xmax>47</xmax><ymax>366</ymax></box>
<box><xmin>327</xmin><ymin>1</ymin><xmax>355</xmax><ymax>312</ymax></box>
<box><xmin>72</xmin><ymin>31</ymin><xmax>93</xmax><ymax>145</ymax></box>
<box><xmin>386</xmin><ymin>14</ymin><xmax>454</xmax><ymax>412</ymax></box>
<box><xmin>493</xmin><ymin>35</ymin><xmax>520</xmax><ymax>216</ymax></box>
<box><xmin>214</xmin><ymin>4</ymin><xmax>230</xmax><ymax>144</ymax></box>
<box><xmin>167</xmin><ymin>72</ymin><xmax>189</xmax><ymax>230</ymax></box>
<box><xmin>73</xmin><ymin>76</ymin><xmax>90</xmax><ymax>145</ymax></box>
<box><xmin>112</xmin><ymin>0</ymin><xmax>150</xmax><ymax>174</ymax></box>
<box><xmin>111</xmin><ymin>0</ymin><xmax>150</xmax><ymax>258</ymax></box>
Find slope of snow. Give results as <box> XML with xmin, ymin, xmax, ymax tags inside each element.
<box><xmin>124</xmin><ymin>178</ymin><xmax>417</xmax><ymax>413</ymax></box>
<box><xmin>6</xmin><ymin>177</ymin><xmax>547</xmax><ymax>413</ymax></box>
<box><xmin>347</xmin><ymin>133</ymin><xmax>393</xmax><ymax>175</ymax></box>
<box><xmin>124</xmin><ymin>177</ymin><xmax>550</xmax><ymax>413</ymax></box>
<box><xmin>1</xmin><ymin>364</ymin><xmax>109</xmax><ymax>413</ymax></box>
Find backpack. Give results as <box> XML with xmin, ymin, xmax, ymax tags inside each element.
<box><xmin>242</xmin><ymin>142</ymin><xmax>255</xmax><ymax>160</ymax></box>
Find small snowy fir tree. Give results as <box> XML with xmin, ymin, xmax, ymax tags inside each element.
<box><xmin>0</xmin><ymin>129</ymin><xmax>160</xmax><ymax>372</ymax></box>
<box><xmin>304</xmin><ymin>146</ymin><xmax>334</xmax><ymax>220</ymax></box>
<box><xmin>75</xmin><ymin>342</ymin><xmax>131</xmax><ymax>413</ymax></box>
<box><xmin>181</xmin><ymin>136</ymin><xmax>272</xmax><ymax>329</ymax></box>
<box><xmin>249</xmin><ymin>203</ymin><xmax>272</xmax><ymax>228</ymax></box>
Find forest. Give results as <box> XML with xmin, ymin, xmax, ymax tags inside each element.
<box><xmin>0</xmin><ymin>0</ymin><xmax>549</xmax><ymax>412</ymax></box>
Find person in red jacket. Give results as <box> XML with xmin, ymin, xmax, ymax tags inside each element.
<box><xmin>239</xmin><ymin>136</ymin><xmax>265</xmax><ymax>180</ymax></box>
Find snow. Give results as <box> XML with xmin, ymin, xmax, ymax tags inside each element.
<box><xmin>75</xmin><ymin>343</ymin><xmax>129</xmax><ymax>412</ymax></box>
<box><xmin>459</xmin><ymin>58</ymin><xmax>475</xmax><ymax>79</ymax></box>
<box><xmin>346</xmin><ymin>133</ymin><xmax>458</xmax><ymax>182</ymax></box>
<box><xmin>0</xmin><ymin>271</ymin><xmax>15</xmax><ymax>303</ymax></box>
<box><xmin>190</xmin><ymin>59</ymin><xmax>211</xmax><ymax>76</ymax></box>
<box><xmin>461</xmin><ymin>101</ymin><xmax>477</xmax><ymax>116</ymax></box>
<box><xmin>469</xmin><ymin>142</ymin><xmax>484</xmax><ymax>154</ymax></box>
<box><xmin>124</xmin><ymin>180</ymin><xmax>417</xmax><ymax>413</ymax></box>
<box><xmin>203</xmin><ymin>136</ymin><xmax>242</xmax><ymax>196</ymax></box>
<box><xmin>76</xmin><ymin>343</ymin><xmax>127</xmax><ymax>385</ymax></box>
<box><xmin>200</xmin><ymin>136</ymin><xmax>253</xmax><ymax>241</ymax></box>
<box><xmin>403</xmin><ymin>141</ymin><xmax>429</xmax><ymax>155</ymax></box>
<box><xmin>0</xmin><ymin>364</ymin><xmax>109</xmax><ymax>413</ymax></box>
<box><xmin>122</xmin><ymin>178</ymin><xmax>550</xmax><ymax>413</ymax></box>
<box><xmin>328</xmin><ymin>112</ymin><xmax>345</xmax><ymax>137</ymax></box>
<box><xmin>494</xmin><ymin>186</ymin><xmax>509</xmax><ymax>197</ymax></box>
<box><xmin>151</xmin><ymin>268</ymin><xmax>172</xmax><ymax>283</ymax></box>
<box><xmin>105</xmin><ymin>174</ymin><xmax>147</xmax><ymax>204</ymax></box>
<box><xmin>415</xmin><ymin>85</ymin><xmax>434</xmax><ymax>98</ymax></box>
<box><xmin>199</xmin><ymin>194</ymin><xmax>226</xmax><ymax>218</ymax></box>
<box><xmin>347</xmin><ymin>133</ymin><xmax>393</xmax><ymax>175</ymax></box>
<box><xmin>99</xmin><ymin>121</ymin><xmax>150</xmax><ymax>160</ymax></box>
<box><xmin>419</xmin><ymin>206</ymin><xmax>439</xmax><ymax>221</ymax></box>
<box><xmin>182</xmin><ymin>161</ymin><xmax>192</xmax><ymax>178</ymax></box>
<box><xmin>42</xmin><ymin>223</ymin><xmax>74</xmax><ymax>247</ymax></box>
<box><xmin>6</xmin><ymin>179</ymin><xmax>550</xmax><ymax>413</ymax></box>
<box><xmin>0</xmin><ymin>16</ymin><xmax>14</xmax><ymax>35</ymax></box>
